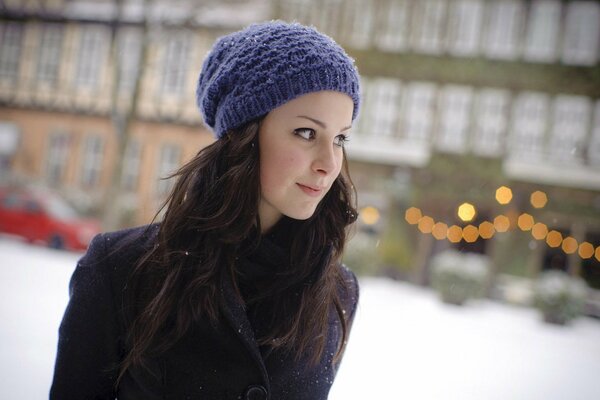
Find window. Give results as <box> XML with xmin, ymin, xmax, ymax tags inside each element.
<box><xmin>117</xmin><ymin>28</ymin><xmax>142</xmax><ymax>93</ymax></box>
<box><xmin>80</xmin><ymin>134</ymin><xmax>104</xmax><ymax>187</ymax></box>
<box><xmin>310</xmin><ymin>0</ymin><xmax>340</xmax><ymax>38</ymax></box>
<box><xmin>548</xmin><ymin>95</ymin><xmax>591</xmax><ymax>164</ymax></box>
<box><xmin>483</xmin><ymin>1</ymin><xmax>523</xmax><ymax>60</ymax></box>
<box><xmin>46</xmin><ymin>131</ymin><xmax>71</xmax><ymax>186</ymax></box>
<box><xmin>342</xmin><ymin>0</ymin><xmax>374</xmax><ymax>49</ymax></box>
<box><xmin>561</xmin><ymin>1</ymin><xmax>600</xmax><ymax>66</ymax></box>
<box><xmin>401</xmin><ymin>82</ymin><xmax>436</xmax><ymax>143</ymax></box>
<box><xmin>411</xmin><ymin>0</ymin><xmax>447</xmax><ymax>55</ymax></box>
<box><xmin>0</xmin><ymin>22</ymin><xmax>23</xmax><ymax>80</ymax></box>
<box><xmin>369</xmin><ymin>78</ymin><xmax>402</xmax><ymax>138</ymax></box>
<box><xmin>161</xmin><ymin>34</ymin><xmax>190</xmax><ymax>95</ymax></box>
<box><xmin>472</xmin><ymin>89</ymin><xmax>509</xmax><ymax>157</ymax></box>
<box><xmin>280</xmin><ymin>0</ymin><xmax>311</xmax><ymax>25</ymax></box>
<box><xmin>37</xmin><ymin>24</ymin><xmax>63</xmax><ymax>85</ymax></box>
<box><xmin>75</xmin><ymin>25</ymin><xmax>109</xmax><ymax>88</ymax></box>
<box><xmin>355</xmin><ymin>76</ymin><xmax>373</xmax><ymax>136</ymax></box>
<box><xmin>446</xmin><ymin>0</ymin><xmax>483</xmax><ymax>57</ymax></box>
<box><xmin>156</xmin><ymin>143</ymin><xmax>181</xmax><ymax>196</ymax></box>
<box><xmin>121</xmin><ymin>139</ymin><xmax>142</xmax><ymax>191</ymax></box>
<box><xmin>375</xmin><ymin>0</ymin><xmax>410</xmax><ymax>52</ymax></box>
<box><xmin>436</xmin><ymin>85</ymin><xmax>473</xmax><ymax>154</ymax></box>
<box><xmin>509</xmin><ymin>92</ymin><xmax>549</xmax><ymax>161</ymax></box>
<box><xmin>588</xmin><ymin>100</ymin><xmax>600</xmax><ymax>166</ymax></box>
<box><xmin>523</xmin><ymin>0</ymin><xmax>561</xmax><ymax>63</ymax></box>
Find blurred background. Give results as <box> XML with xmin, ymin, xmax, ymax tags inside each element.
<box><xmin>1</xmin><ymin>0</ymin><xmax>599</xmax><ymax>398</ymax></box>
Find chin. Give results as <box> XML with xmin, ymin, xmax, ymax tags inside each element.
<box><xmin>284</xmin><ymin>207</ymin><xmax>318</xmax><ymax>221</ymax></box>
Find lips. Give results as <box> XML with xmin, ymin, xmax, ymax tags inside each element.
<box><xmin>297</xmin><ymin>183</ymin><xmax>324</xmax><ymax>197</ymax></box>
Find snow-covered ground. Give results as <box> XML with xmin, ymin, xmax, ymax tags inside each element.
<box><xmin>1</xmin><ymin>237</ymin><xmax>599</xmax><ymax>400</ymax></box>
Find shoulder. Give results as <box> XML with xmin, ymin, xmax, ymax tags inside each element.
<box><xmin>84</xmin><ymin>223</ymin><xmax>159</xmax><ymax>267</ymax></box>
<box><xmin>51</xmin><ymin>226</ymin><xmax>160</xmax><ymax>398</ymax></box>
<box><xmin>72</xmin><ymin>223</ymin><xmax>160</xmax><ymax>294</ymax></box>
<box><xmin>102</xmin><ymin>223</ymin><xmax>160</xmax><ymax>256</ymax></box>
<box><xmin>337</xmin><ymin>263</ymin><xmax>359</xmax><ymax>316</ymax></box>
<box><xmin>339</xmin><ymin>263</ymin><xmax>359</xmax><ymax>295</ymax></box>
<box><xmin>339</xmin><ymin>264</ymin><xmax>358</xmax><ymax>295</ymax></box>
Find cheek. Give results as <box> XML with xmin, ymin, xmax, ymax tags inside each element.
<box><xmin>260</xmin><ymin>151</ymin><xmax>299</xmax><ymax>191</ymax></box>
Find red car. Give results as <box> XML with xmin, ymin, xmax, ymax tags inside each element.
<box><xmin>0</xmin><ymin>185</ymin><xmax>101</xmax><ymax>251</ymax></box>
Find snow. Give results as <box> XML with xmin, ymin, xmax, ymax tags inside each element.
<box><xmin>330</xmin><ymin>279</ymin><xmax>600</xmax><ymax>400</ymax></box>
<box><xmin>0</xmin><ymin>237</ymin><xmax>598</xmax><ymax>399</ymax></box>
<box><xmin>0</xmin><ymin>237</ymin><xmax>79</xmax><ymax>399</ymax></box>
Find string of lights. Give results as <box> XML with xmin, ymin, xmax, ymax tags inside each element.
<box><xmin>400</xmin><ymin>186</ymin><xmax>600</xmax><ymax>262</ymax></box>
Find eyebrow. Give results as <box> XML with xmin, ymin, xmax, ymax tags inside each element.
<box><xmin>296</xmin><ymin>115</ymin><xmax>352</xmax><ymax>132</ymax></box>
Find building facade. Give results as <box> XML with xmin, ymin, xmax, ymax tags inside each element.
<box><xmin>1</xmin><ymin>0</ymin><xmax>599</xmax><ymax>289</ymax></box>
<box><xmin>275</xmin><ymin>0</ymin><xmax>600</xmax><ymax>289</ymax></box>
<box><xmin>0</xmin><ymin>0</ymin><xmax>268</xmax><ymax>224</ymax></box>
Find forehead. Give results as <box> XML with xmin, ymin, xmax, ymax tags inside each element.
<box><xmin>264</xmin><ymin>91</ymin><xmax>354</xmax><ymax>127</ymax></box>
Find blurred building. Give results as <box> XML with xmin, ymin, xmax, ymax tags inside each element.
<box><xmin>1</xmin><ymin>0</ymin><xmax>599</xmax><ymax>290</ymax></box>
<box><xmin>273</xmin><ymin>0</ymin><xmax>600</xmax><ymax>289</ymax></box>
<box><xmin>0</xmin><ymin>0</ymin><xmax>269</xmax><ymax>224</ymax></box>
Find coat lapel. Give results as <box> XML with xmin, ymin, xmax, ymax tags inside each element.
<box><xmin>219</xmin><ymin>272</ymin><xmax>271</xmax><ymax>392</ymax></box>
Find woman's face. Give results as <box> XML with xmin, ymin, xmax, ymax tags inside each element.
<box><xmin>258</xmin><ymin>90</ymin><xmax>354</xmax><ymax>232</ymax></box>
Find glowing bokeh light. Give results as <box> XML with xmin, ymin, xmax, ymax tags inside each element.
<box><xmin>432</xmin><ymin>222</ymin><xmax>448</xmax><ymax>240</ymax></box>
<box><xmin>546</xmin><ymin>230</ymin><xmax>563</xmax><ymax>248</ymax></box>
<box><xmin>531</xmin><ymin>223</ymin><xmax>548</xmax><ymax>240</ymax></box>
<box><xmin>447</xmin><ymin>225</ymin><xmax>463</xmax><ymax>243</ymax></box>
<box><xmin>517</xmin><ymin>213</ymin><xmax>534</xmax><ymax>231</ymax></box>
<box><xmin>494</xmin><ymin>215</ymin><xmax>510</xmax><ymax>232</ymax></box>
<box><xmin>495</xmin><ymin>186</ymin><xmax>513</xmax><ymax>204</ymax></box>
<box><xmin>530</xmin><ymin>191</ymin><xmax>548</xmax><ymax>209</ymax></box>
<box><xmin>404</xmin><ymin>188</ymin><xmax>599</xmax><ymax>262</ymax></box>
<box><xmin>479</xmin><ymin>221</ymin><xmax>495</xmax><ymax>239</ymax></box>
<box><xmin>457</xmin><ymin>202</ymin><xmax>476</xmax><ymax>222</ymax></box>
<box><xmin>418</xmin><ymin>216</ymin><xmax>435</xmax><ymax>233</ymax></box>
<box><xmin>360</xmin><ymin>206</ymin><xmax>380</xmax><ymax>225</ymax></box>
<box><xmin>561</xmin><ymin>237</ymin><xmax>578</xmax><ymax>254</ymax></box>
<box><xmin>405</xmin><ymin>207</ymin><xmax>422</xmax><ymax>225</ymax></box>
<box><xmin>463</xmin><ymin>225</ymin><xmax>479</xmax><ymax>243</ymax></box>
<box><xmin>578</xmin><ymin>242</ymin><xmax>594</xmax><ymax>259</ymax></box>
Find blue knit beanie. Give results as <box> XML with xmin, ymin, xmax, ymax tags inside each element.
<box><xmin>196</xmin><ymin>21</ymin><xmax>361</xmax><ymax>139</ymax></box>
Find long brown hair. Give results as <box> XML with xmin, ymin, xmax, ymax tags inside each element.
<box><xmin>118</xmin><ymin>118</ymin><xmax>357</xmax><ymax>382</ymax></box>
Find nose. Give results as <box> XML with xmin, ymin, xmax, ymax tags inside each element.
<box><xmin>312</xmin><ymin>141</ymin><xmax>339</xmax><ymax>176</ymax></box>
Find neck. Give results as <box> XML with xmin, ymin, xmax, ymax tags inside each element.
<box><xmin>258</xmin><ymin>203</ymin><xmax>282</xmax><ymax>234</ymax></box>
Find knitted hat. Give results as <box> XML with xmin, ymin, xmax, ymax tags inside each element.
<box><xmin>196</xmin><ymin>21</ymin><xmax>361</xmax><ymax>138</ymax></box>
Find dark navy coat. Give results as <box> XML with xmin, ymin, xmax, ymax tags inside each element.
<box><xmin>50</xmin><ymin>224</ymin><xmax>359</xmax><ymax>400</ymax></box>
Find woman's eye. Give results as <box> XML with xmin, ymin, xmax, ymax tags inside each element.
<box><xmin>294</xmin><ymin>128</ymin><xmax>315</xmax><ymax>140</ymax></box>
<box><xmin>334</xmin><ymin>134</ymin><xmax>349</xmax><ymax>147</ymax></box>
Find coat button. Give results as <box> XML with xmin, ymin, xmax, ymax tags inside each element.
<box><xmin>244</xmin><ymin>384</ymin><xmax>268</xmax><ymax>400</ymax></box>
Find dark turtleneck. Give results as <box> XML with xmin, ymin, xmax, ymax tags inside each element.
<box><xmin>234</xmin><ymin>217</ymin><xmax>299</xmax><ymax>345</ymax></box>
<box><xmin>235</xmin><ymin>216</ymin><xmax>296</xmax><ymax>303</ymax></box>
<box><xmin>234</xmin><ymin>216</ymin><xmax>335</xmax><ymax>358</ymax></box>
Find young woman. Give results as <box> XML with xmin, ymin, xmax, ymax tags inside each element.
<box><xmin>51</xmin><ymin>21</ymin><xmax>361</xmax><ymax>400</ymax></box>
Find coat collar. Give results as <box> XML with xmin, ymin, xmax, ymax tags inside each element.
<box><xmin>217</xmin><ymin>237</ymin><xmax>335</xmax><ymax>398</ymax></box>
<box><xmin>219</xmin><ymin>271</ymin><xmax>271</xmax><ymax>394</ymax></box>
